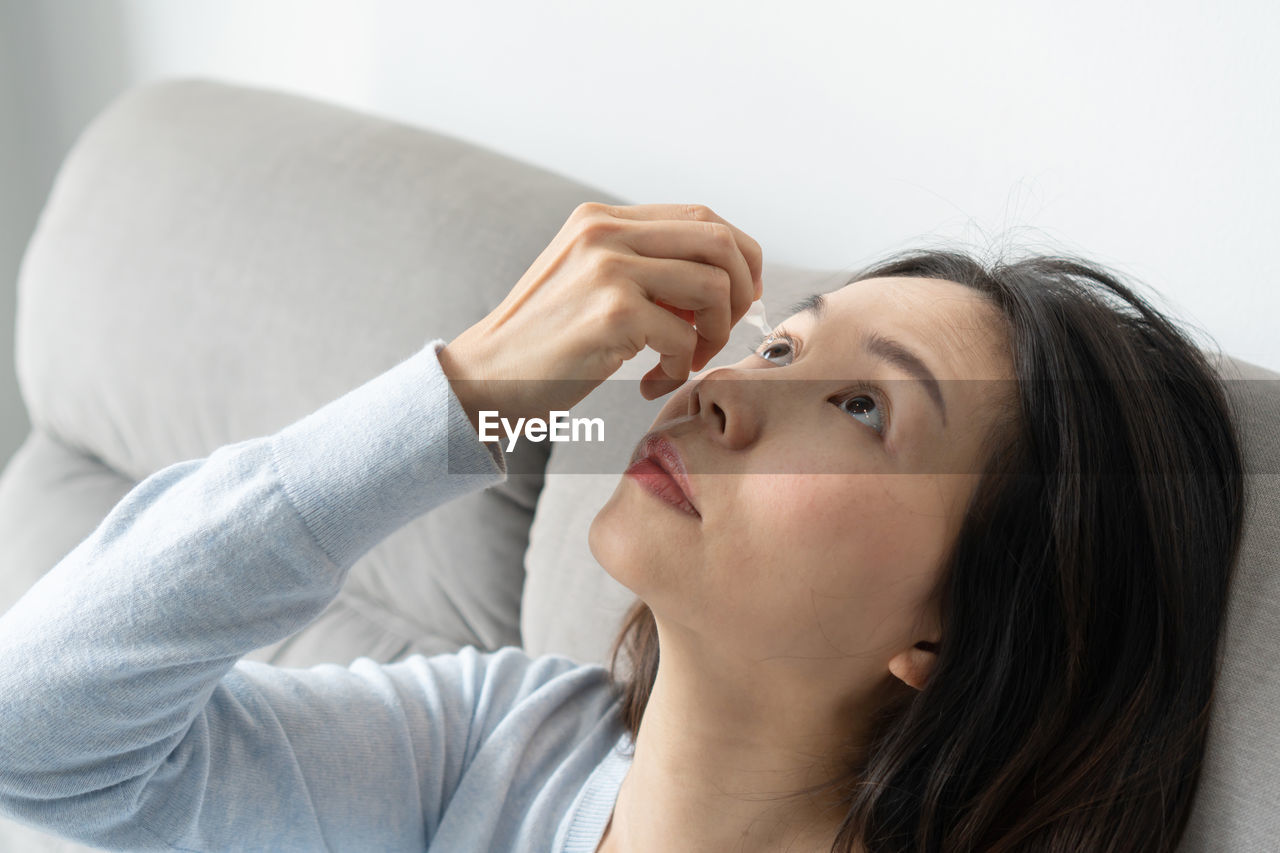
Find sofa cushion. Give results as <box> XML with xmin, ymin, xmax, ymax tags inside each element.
<box><xmin>3</xmin><ymin>77</ymin><xmax>625</xmax><ymax>665</ymax></box>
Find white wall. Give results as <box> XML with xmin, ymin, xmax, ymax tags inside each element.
<box><xmin>0</xmin><ymin>0</ymin><xmax>135</xmax><ymax>469</ymax></box>
<box><xmin>3</xmin><ymin>0</ymin><xmax>1278</xmax><ymax>468</ymax></box>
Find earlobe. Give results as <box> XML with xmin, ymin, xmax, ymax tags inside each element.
<box><xmin>888</xmin><ymin>641</ymin><xmax>939</xmax><ymax>691</ymax></box>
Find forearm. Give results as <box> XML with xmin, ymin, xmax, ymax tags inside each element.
<box><xmin>0</xmin><ymin>339</ymin><xmax>505</xmax><ymax>841</ymax></box>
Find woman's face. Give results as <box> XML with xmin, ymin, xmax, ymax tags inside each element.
<box><xmin>589</xmin><ymin>276</ymin><xmax>1016</xmax><ymax>694</ymax></box>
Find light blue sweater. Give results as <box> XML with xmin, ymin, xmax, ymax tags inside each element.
<box><xmin>0</xmin><ymin>339</ymin><xmax>632</xmax><ymax>852</ymax></box>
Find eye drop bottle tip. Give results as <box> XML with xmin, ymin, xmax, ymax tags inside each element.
<box><xmin>744</xmin><ymin>299</ymin><xmax>771</xmax><ymax>337</ymax></box>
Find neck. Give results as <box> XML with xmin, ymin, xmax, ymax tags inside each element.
<box><xmin>601</xmin><ymin>619</ymin><xmax>882</xmax><ymax>853</ymax></box>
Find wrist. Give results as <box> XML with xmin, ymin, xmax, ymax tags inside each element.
<box><xmin>437</xmin><ymin>340</ymin><xmax>491</xmax><ymax>436</ymax></box>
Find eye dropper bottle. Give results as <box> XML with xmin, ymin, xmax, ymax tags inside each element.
<box><xmin>743</xmin><ymin>299</ymin><xmax>771</xmax><ymax>337</ymax></box>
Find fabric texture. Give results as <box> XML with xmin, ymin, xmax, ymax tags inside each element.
<box><xmin>0</xmin><ymin>339</ymin><xmax>631</xmax><ymax>852</ymax></box>
<box><xmin>1</xmin><ymin>76</ymin><xmax>629</xmax><ymax>674</ymax></box>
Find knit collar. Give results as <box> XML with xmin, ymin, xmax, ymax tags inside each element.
<box><xmin>555</xmin><ymin>732</ymin><xmax>633</xmax><ymax>852</ymax></box>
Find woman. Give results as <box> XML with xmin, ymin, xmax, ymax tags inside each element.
<box><xmin>0</xmin><ymin>203</ymin><xmax>1244</xmax><ymax>852</ymax></box>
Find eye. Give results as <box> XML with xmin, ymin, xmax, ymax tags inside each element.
<box><xmin>747</xmin><ymin>332</ymin><xmax>891</xmax><ymax>436</ymax></box>
<box><xmin>835</xmin><ymin>391</ymin><xmax>887</xmax><ymax>434</ymax></box>
<box><xmin>746</xmin><ymin>331</ymin><xmax>798</xmax><ymax>364</ymax></box>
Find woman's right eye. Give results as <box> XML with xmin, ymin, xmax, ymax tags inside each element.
<box><xmin>748</xmin><ymin>333</ymin><xmax>797</xmax><ymax>364</ymax></box>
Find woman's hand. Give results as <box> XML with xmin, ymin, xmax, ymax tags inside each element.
<box><xmin>438</xmin><ymin>203</ymin><xmax>763</xmax><ymax>428</ymax></box>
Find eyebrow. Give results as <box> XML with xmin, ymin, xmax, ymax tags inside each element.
<box><xmin>789</xmin><ymin>292</ymin><xmax>949</xmax><ymax>428</ymax></box>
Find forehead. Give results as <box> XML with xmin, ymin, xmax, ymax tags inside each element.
<box><xmin>790</xmin><ymin>276</ymin><xmax>1013</xmax><ymax>382</ymax></box>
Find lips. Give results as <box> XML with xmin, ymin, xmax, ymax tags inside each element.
<box><xmin>626</xmin><ymin>433</ymin><xmax>700</xmax><ymax>518</ymax></box>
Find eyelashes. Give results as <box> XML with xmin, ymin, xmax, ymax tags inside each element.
<box><xmin>744</xmin><ymin>331</ymin><xmax>891</xmax><ymax>436</ymax></box>
<box><xmin>743</xmin><ymin>331</ymin><xmax>791</xmax><ymax>361</ymax></box>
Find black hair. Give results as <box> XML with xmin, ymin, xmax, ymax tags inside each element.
<box><xmin>608</xmin><ymin>248</ymin><xmax>1246</xmax><ymax>852</ymax></box>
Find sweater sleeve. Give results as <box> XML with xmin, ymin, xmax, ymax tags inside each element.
<box><xmin>0</xmin><ymin>339</ymin><xmax>521</xmax><ymax>851</ymax></box>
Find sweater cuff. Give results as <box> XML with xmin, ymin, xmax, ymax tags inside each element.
<box><xmin>269</xmin><ymin>338</ymin><xmax>507</xmax><ymax>569</ymax></box>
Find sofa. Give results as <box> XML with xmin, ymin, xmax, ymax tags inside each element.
<box><xmin>1</xmin><ymin>78</ymin><xmax>1276</xmax><ymax>851</ymax></box>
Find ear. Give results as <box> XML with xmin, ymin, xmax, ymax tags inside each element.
<box><xmin>887</xmin><ymin>641</ymin><xmax>939</xmax><ymax>692</ymax></box>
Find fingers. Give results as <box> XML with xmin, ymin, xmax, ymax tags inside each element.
<box><xmin>631</xmin><ymin>294</ymin><xmax>700</xmax><ymax>397</ymax></box>
<box><xmin>568</xmin><ymin>202</ymin><xmax>765</xmax><ymax>385</ymax></box>
<box><xmin>583</xmin><ymin>203</ymin><xmax>764</xmax><ymax>301</ymax></box>
<box><xmin>625</xmin><ymin>255</ymin><xmax>732</xmax><ymax>372</ymax></box>
<box><xmin>590</xmin><ymin>213</ymin><xmax>759</xmax><ymax>370</ymax></box>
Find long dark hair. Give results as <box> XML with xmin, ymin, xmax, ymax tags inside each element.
<box><xmin>605</xmin><ymin>249</ymin><xmax>1247</xmax><ymax>852</ymax></box>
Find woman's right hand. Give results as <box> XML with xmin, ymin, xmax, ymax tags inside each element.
<box><xmin>438</xmin><ymin>203</ymin><xmax>763</xmax><ymax>429</ymax></box>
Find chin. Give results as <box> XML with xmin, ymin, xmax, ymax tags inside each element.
<box><xmin>587</xmin><ymin>493</ymin><xmax>649</xmax><ymax>595</ymax></box>
<box><xmin>587</xmin><ymin>499</ymin><xmax>623</xmax><ymax>574</ymax></box>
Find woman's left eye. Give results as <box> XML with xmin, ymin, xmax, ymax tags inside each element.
<box><xmin>747</xmin><ymin>333</ymin><xmax>889</xmax><ymax>435</ymax></box>
<box><xmin>836</xmin><ymin>393</ymin><xmax>886</xmax><ymax>434</ymax></box>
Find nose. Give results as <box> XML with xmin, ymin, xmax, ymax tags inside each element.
<box><xmin>685</xmin><ymin>366</ymin><xmax>764</xmax><ymax>451</ymax></box>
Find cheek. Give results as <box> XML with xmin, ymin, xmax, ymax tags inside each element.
<box><xmin>732</xmin><ymin>475</ymin><xmax>914</xmax><ymax>574</ymax></box>
<box><xmin>719</xmin><ymin>475</ymin><xmax>950</xmax><ymax>649</ymax></box>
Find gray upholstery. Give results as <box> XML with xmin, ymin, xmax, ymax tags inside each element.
<box><xmin>0</xmin><ymin>78</ymin><xmax>1275</xmax><ymax>851</ymax></box>
<box><xmin>1</xmin><ymin>77</ymin><xmax>609</xmax><ymax>667</ymax></box>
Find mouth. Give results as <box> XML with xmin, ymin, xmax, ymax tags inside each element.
<box><xmin>624</xmin><ymin>433</ymin><xmax>701</xmax><ymax>519</ymax></box>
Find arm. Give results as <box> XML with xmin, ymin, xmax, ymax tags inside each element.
<box><xmin>0</xmin><ymin>339</ymin><xmax>507</xmax><ymax>851</ymax></box>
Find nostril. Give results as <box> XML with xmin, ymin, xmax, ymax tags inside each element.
<box><xmin>689</xmin><ymin>386</ymin><xmax>727</xmax><ymax>433</ymax></box>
